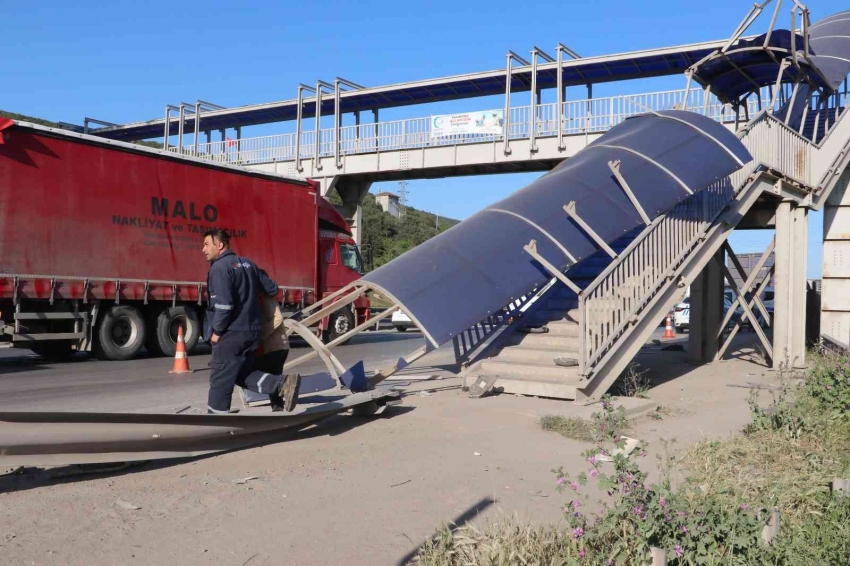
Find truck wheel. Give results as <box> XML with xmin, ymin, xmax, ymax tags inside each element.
<box><xmin>323</xmin><ymin>308</ymin><xmax>355</xmax><ymax>344</ymax></box>
<box><xmin>146</xmin><ymin>306</ymin><xmax>200</xmax><ymax>357</ymax></box>
<box><xmin>93</xmin><ymin>305</ymin><xmax>146</xmax><ymax>361</ymax></box>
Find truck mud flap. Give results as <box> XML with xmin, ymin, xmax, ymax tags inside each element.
<box><xmin>0</xmin><ymin>388</ymin><xmax>400</xmax><ymax>467</ymax></box>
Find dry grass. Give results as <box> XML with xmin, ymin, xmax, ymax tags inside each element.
<box><xmin>539</xmin><ymin>415</ymin><xmax>595</xmax><ymax>443</ymax></box>
<box><xmin>678</xmin><ymin>428</ymin><xmax>848</xmax><ymax>524</ymax></box>
<box><xmin>414</xmin><ymin>520</ymin><xmax>578</xmax><ymax>566</ymax></box>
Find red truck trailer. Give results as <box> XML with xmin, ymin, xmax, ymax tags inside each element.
<box><xmin>0</xmin><ymin>118</ymin><xmax>370</xmax><ymax>360</ymax></box>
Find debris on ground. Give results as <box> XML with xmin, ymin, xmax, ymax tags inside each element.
<box><xmin>553</xmin><ymin>357</ymin><xmax>578</xmax><ymax>367</ymax></box>
<box><xmin>231</xmin><ymin>476</ymin><xmax>259</xmax><ymax>485</ymax></box>
<box><xmin>115</xmin><ymin>499</ymin><xmax>141</xmax><ymax>511</ymax></box>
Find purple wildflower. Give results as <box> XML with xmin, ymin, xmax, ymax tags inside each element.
<box><xmin>741</xmin><ymin>503</ymin><xmax>749</xmax><ymax>510</ymax></box>
<box><xmin>570</xmin><ymin>481</ymin><xmax>579</xmax><ymax>490</ymax></box>
<box><xmin>579</xmin><ymin>549</ymin><xmax>586</xmax><ymax>558</ymax></box>
<box><xmin>682</xmin><ymin>525</ymin><xmax>689</xmax><ymax>534</ymax></box>
<box><xmin>572</xmin><ymin>500</ymin><xmax>582</xmax><ymax>508</ymax></box>
<box><xmin>589</xmin><ymin>469</ymin><xmax>599</xmax><ymax>478</ymax></box>
<box><xmin>675</xmin><ymin>545</ymin><xmax>684</xmax><ymax>558</ymax></box>
<box><xmin>659</xmin><ymin>498</ymin><xmax>668</xmax><ymax>508</ymax></box>
<box><xmin>589</xmin><ymin>455</ymin><xmax>598</xmax><ymax>465</ymax></box>
<box><xmin>572</xmin><ymin>527</ymin><xmax>585</xmax><ymax>539</ymax></box>
<box><xmin>557</xmin><ymin>477</ymin><xmax>567</xmax><ymax>485</ymax></box>
<box><xmin>632</xmin><ymin>506</ymin><xmax>643</xmax><ymax>516</ymax></box>
<box><xmin>641</xmin><ymin>451</ymin><xmax>647</xmax><ymax>457</ymax></box>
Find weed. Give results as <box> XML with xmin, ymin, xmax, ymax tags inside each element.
<box><xmin>612</xmin><ymin>362</ymin><xmax>652</xmax><ymax>398</ymax></box>
<box><xmin>540</xmin><ymin>415</ymin><xmax>595</xmax><ymax>443</ymax></box>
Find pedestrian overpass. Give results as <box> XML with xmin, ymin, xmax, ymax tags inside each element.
<box><xmin>86</xmin><ymin>3</ymin><xmax>850</xmax><ymax>402</ymax></box>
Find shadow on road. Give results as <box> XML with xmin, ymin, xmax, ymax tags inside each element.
<box><xmin>395</xmin><ymin>496</ymin><xmax>496</xmax><ymax>566</ymax></box>
<box><xmin>0</xmin><ymin>404</ymin><xmax>415</xmax><ymax>495</ymax></box>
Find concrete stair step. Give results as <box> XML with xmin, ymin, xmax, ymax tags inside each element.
<box><xmin>480</xmin><ymin>359</ymin><xmax>582</xmax><ymax>382</ymax></box>
<box><xmin>468</xmin><ymin>361</ymin><xmax>583</xmax><ymax>400</ymax></box>
<box><xmin>528</xmin><ymin>319</ymin><xmax>579</xmax><ymax>337</ymax></box>
<box><xmin>532</xmin><ymin>309</ymin><xmax>579</xmax><ymax>324</ymax></box>
<box><xmin>542</xmin><ymin>298</ymin><xmax>578</xmax><ymax>311</ymax></box>
<box><xmin>495</xmin><ymin>346</ymin><xmax>580</xmax><ymax>365</ymax></box>
<box><xmin>507</xmin><ymin>332</ymin><xmax>580</xmax><ymax>350</ymax></box>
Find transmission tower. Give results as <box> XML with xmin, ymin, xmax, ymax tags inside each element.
<box><xmin>397</xmin><ymin>180</ymin><xmax>409</xmax><ymax>218</ymax></box>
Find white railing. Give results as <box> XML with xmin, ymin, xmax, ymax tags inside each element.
<box><xmin>740</xmin><ymin>111</ymin><xmax>813</xmax><ymax>186</ymax></box>
<box><xmin>576</xmin><ymin>101</ymin><xmax>831</xmax><ymax>378</ymax></box>
<box><xmin>168</xmin><ymin>87</ymin><xmax>766</xmax><ymax>166</ymax></box>
<box><xmin>578</xmin><ymin>179</ymin><xmax>736</xmax><ymax>376</ymax></box>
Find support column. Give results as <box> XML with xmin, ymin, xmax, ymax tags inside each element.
<box><xmin>689</xmin><ymin>249</ymin><xmax>725</xmax><ymax>363</ymax></box>
<box><xmin>351</xmin><ymin>205</ymin><xmax>363</xmax><ymax>247</ymax></box>
<box><xmin>774</xmin><ymin>200</ymin><xmax>808</xmax><ymax>369</ymax></box>
<box><xmin>822</xmin><ymin>169</ymin><xmax>850</xmax><ymax>344</ymax></box>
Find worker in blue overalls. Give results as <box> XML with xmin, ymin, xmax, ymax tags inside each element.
<box><xmin>201</xmin><ymin>228</ymin><xmax>300</xmax><ymax>414</ymax></box>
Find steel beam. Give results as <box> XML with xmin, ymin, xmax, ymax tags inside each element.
<box><xmin>0</xmin><ymin>389</ymin><xmax>401</xmax><ymax>466</ymax></box>
<box><xmin>564</xmin><ymin>201</ymin><xmax>617</xmax><ymax>258</ymax></box>
<box><xmin>523</xmin><ymin>239</ymin><xmax>581</xmax><ymax>295</ymax></box>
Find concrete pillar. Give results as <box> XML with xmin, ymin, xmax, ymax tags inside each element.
<box><xmin>774</xmin><ymin>200</ymin><xmax>808</xmax><ymax>369</ymax></box>
<box><xmin>689</xmin><ymin>249</ymin><xmax>725</xmax><ymax>363</ymax></box>
<box><xmin>822</xmin><ymin>169</ymin><xmax>850</xmax><ymax>344</ymax></box>
<box><xmin>351</xmin><ymin>205</ymin><xmax>363</xmax><ymax>246</ymax></box>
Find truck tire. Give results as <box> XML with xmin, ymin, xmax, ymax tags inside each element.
<box><xmin>323</xmin><ymin>307</ymin><xmax>355</xmax><ymax>344</ymax></box>
<box><xmin>395</xmin><ymin>326</ymin><xmax>408</xmax><ymax>332</ymax></box>
<box><xmin>146</xmin><ymin>306</ymin><xmax>201</xmax><ymax>357</ymax></box>
<box><xmin>93</xmin><ymin>305</ymin><xmax>146</xmax><ymax>361</ymax></box>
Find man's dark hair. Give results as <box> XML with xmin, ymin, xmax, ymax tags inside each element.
<box><xmin>203</xmin><ymin>228</ymin><xmax>231</xmax><ymax>248</ymax></box>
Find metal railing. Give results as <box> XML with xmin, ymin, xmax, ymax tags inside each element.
<box><xmin>451</xmin><ymin>286</ymin><xmax>547</xmax><ymax>366</ymax></box>
<box><xmin>168</xmin><ymin>87</ymin><xmax>765</xmax><ymax>166</ymax></box>
<box><xmin>739</xmin><ymin>111</ymin><xmax>813</xmax><ymax>186</ymax></box>
<box><xmin>577</xmin><ymin>180</ymin><xmax>736</xmax><ymax>376</ymax></box>
<box><xmin>576</xmin><ymin>108</ymin><xmax>810</xmax><ymax>377</ymax></box>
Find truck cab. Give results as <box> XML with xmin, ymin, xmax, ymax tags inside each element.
<box><xmin>311</xmin><ymin>197</ymin><xmax>371</xmax><ymax>342</ymax></box>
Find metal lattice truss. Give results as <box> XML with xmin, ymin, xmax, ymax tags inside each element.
<box><xmin>685</xmin><ymin>1</ymin><xmax>847</xmax><ymax>128</ymax></box>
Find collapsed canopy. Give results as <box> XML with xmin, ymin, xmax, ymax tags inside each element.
<box><xmin>362</xmin><ymin>110</ymin><xmax>752</xmax><ymax>346</ymax></box>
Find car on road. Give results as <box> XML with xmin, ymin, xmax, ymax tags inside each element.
<box><xmin>392</xmin><ymin>310</ymin><xmax>416</xmax><ymax>332</ymax></box>
<box><xmin>672</xmin><ymin>295</ymin><xmax>745</xmax><ymax>333</ymax></box>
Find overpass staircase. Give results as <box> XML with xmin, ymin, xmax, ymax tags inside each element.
<box><xmin>457</xmin><ymin>100</ymin><xmax>850</xmax><ymax>402</ymax></box>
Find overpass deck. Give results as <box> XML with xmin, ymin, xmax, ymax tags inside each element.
<box><xmin>172</xmin><ymin>87</ymin><xmax>761</xmax><ymax>175</ymax></box>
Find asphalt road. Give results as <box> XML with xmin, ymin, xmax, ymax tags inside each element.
<box><xmin>0</xmin><ymin>329</ymin><xmax>446</xmax><ymax>414</ymax></box>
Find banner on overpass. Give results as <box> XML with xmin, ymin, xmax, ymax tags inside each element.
<box><xmin>430</xmin><ymin>109</ymin><xmax>504</xmax><ymax>138</ymax></box>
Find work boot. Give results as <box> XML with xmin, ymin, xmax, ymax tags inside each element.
<box><xmin>269</xmin><ymin>392</ymin><xmax>284</xmax><ymax>412</ymax></box>
<box><xmin>278</xmin><ymin>374</ymin><xmax>301</xmax><ymax>412</ymax></box>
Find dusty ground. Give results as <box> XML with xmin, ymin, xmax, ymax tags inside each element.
<box><xmin>0</xmin><ymin>334</ymin><xmax>778</xmax><ymax>566</ymax></box>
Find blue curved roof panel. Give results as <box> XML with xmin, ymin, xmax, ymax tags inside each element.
<box><xmin>810</xmin><ymin>10</ymin><xmax>850</xmax><ymax>90</ymax></box>
<box><xmin>694</xmin><ymin>30</ymin><xmax>830</xmax><ymax>102</ymax></box>
<box><xmin>361</xmin><ymin>110</ymin><xmax>751</xmax><ymax>346</ymax></box>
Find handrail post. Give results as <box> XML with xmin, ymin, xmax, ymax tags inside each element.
<box><xmin>503</xmin><ymin>51</ymin><xmax>529</xmax><ymax>156</ymax></box>
<box><xmin>557</xmin><ymin>46</ymin><xmax>565</xmax><ymax>150</ymax></box>
<box><xmin>177</xmin><ymin>103</ymin><xmax>185</xmax><ymax>153</ymax></box>
<box><xmin>529</xmin><ymin>46</ymin><xmax>554</xmax><ymax>153</ymax></box>
<box><xmin>578</xmin><ymin>294</ymin><xmax>587</xmax><ymax>376</ymax></box>
<box><xmin>296</xmin><ymin>84</ymin><xmax>314</xmax><ymax>172</ymax></box>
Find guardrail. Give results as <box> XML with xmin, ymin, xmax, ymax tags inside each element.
<box><xmin>168</xmin><ymin>87</ymin><xmax>765</xmax><ymax>166</ymax></box>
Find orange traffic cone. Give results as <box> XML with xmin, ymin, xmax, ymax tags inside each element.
<box><xmin>662</xmin><ymin>314</ymin><xmax>676</xmax><ymax>339</ymax></box>
<box><xmin>169</xmin><ymin>325</ymin><xmax>193</xmax><ymax>374</ymax></box>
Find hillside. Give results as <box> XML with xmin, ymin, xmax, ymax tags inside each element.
<box><xmin>331</xmin><ymin>192</ymin><xmax>460</xmax><ymax>270</ymax></box>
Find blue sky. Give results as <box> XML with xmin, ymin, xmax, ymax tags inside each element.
<box><xmin>4</xmin><ymin>0</ymin><xmax>844</xmax><ymax>277</ymax></box>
